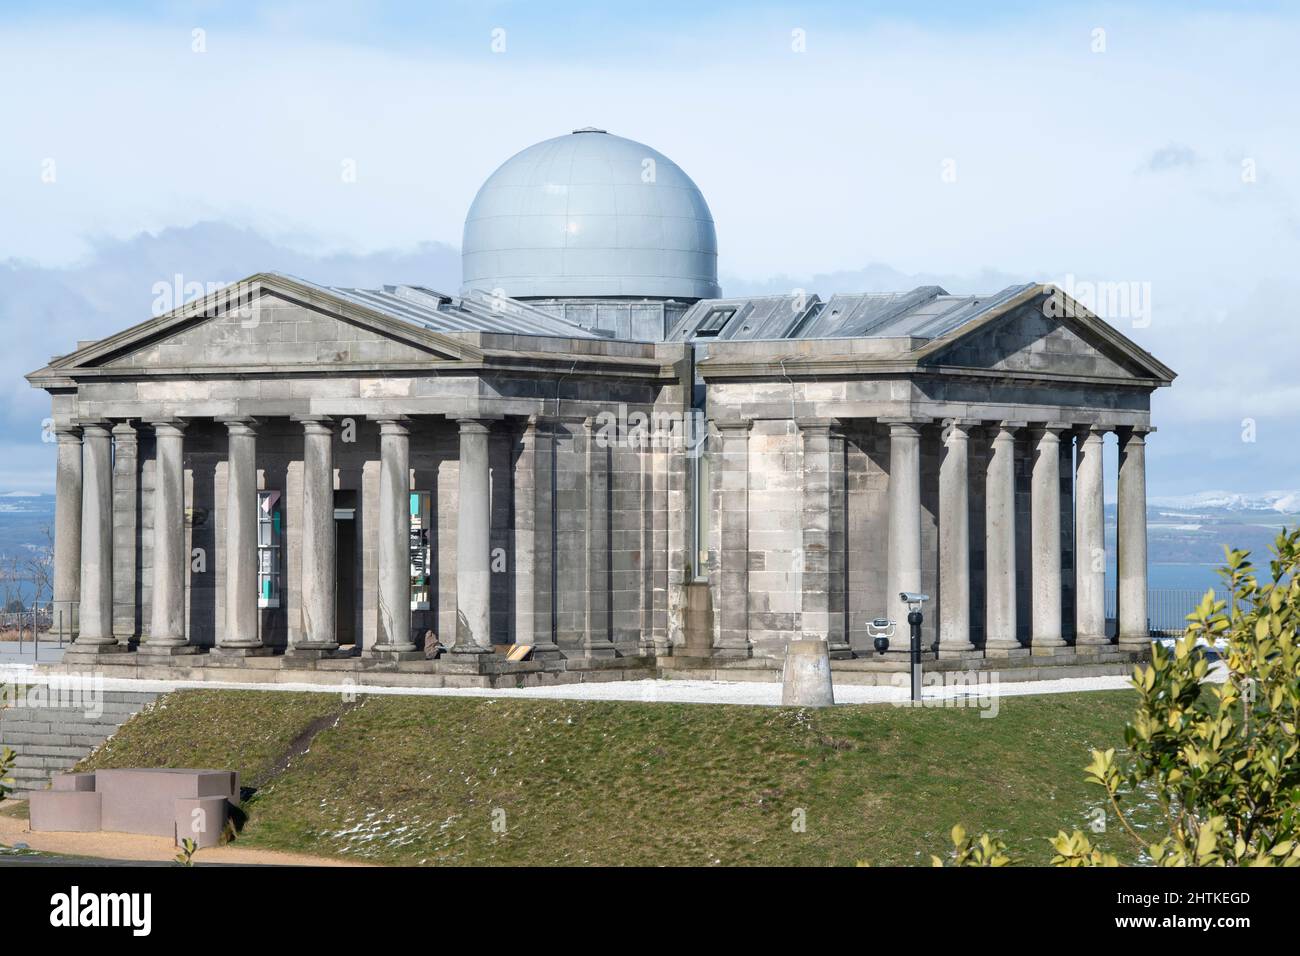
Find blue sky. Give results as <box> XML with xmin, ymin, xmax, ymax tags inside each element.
<box><xmin>1</xmin><ymin>0</ymin><xmax>1298</xmax><ymax>496</ymax></box>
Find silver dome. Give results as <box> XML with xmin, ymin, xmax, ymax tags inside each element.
<box><xmin>461</xmin><ymin>129</ymin><xmax>720</xmax><ymax>300</ymax></box>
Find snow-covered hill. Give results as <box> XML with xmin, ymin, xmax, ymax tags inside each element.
<box><xmin>1148</xmin><ymin>490</ymin><xmax>1300</xmax><ymax>514</ymax></box>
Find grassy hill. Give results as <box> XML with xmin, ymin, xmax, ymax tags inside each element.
<box><xmin>68</xmin><ymin>687</ymin><xmax>1154</xmax><ymax>866</ymax></box>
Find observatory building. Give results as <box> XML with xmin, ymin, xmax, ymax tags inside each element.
<box><xmin>30</xmin><ymin>129</ymin><xmax>1175</xmax><ymax>686</ymax></box>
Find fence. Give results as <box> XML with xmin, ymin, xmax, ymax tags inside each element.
<box><xmin>1105</xmin><ymin>588</ymin><xmax>1232</xmax><ymax>639</ymax></box>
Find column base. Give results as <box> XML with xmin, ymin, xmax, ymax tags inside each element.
<box><xmin>212</xmin><ymin>644</ymin><xmax>275</xmax><ymax>658</ymax></box>
<box><xmin>1074</xmin><ymin>633</ymin><xmax>1111</xmax><ymax>646</ymax></box>
<box><xmin>827</xmin><ymin>641</ymin><xmax>853</xmax><ymax>660</ymax></box>
<box><xmin>579</xmin><ymin>644</ymin><xmax>618</xmax><ymax>660</ymax></box>
<box><xmin>983</xmin><ymin>641</ymin><xmax>1030</xmax><ymax>659</ymax></box>
<box><xmin>521</xmin><ymin>642</ymin><xmax>563</xmax><ymax>662</ymax></box>
<box><xmin>62</xmin><ymin>643</ymin><xmax>129</xmax><ymax>664</ymax></box>
<box><xmin>363</xmin><ymin>646</ymin><xmax>422</xmax><ymax>662</ymax></box>
<box><xmin>1117</xmin><ymin>634</ymin><xmax>1151</xmax><ymax>650</ymax></box>
<box><xmin>283</xmin><ymin>645</ymin><xmax>346</xmax><ymax>662</ymax></box>
<box><xmin>137</xmin><ymin>643</ymin><xmax>206</xmax><ymax>657</ymax></box>
<box><xmin>936</xmin><ymin>643</ymin><xmax>977</xmax><ymax>660</ymax></box>
<box><xmin>1030</xmin><ymin>639</ymin><xmax>1069</xmax><ymax>657</ymax></box>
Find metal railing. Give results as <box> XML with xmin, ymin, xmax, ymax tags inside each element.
<box><xmin>1</xmin><ymin>606</ymin><xmax>66</xmax><ymax>661</ymax></box>
<box><xmin>1104</xmin><ymin>588</ymin><xmax>1232</xmax><ymax>638</ymax></box>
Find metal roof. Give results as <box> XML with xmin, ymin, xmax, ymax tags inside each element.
<box><xmin>285</xmin><ymin>275</ymin><xmax>603</xmax><ymax>338</ymax></box>
<box><xmin>667</xmin><ymin>283</ymin><xmax>1039</xmax><ymax>343</ymax></box>
<box><xmin>282</xmin><ymin>273</ymin><xmax>1040</xmax><ymax>347</ymax></box>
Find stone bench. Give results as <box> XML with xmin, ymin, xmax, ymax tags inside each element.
<box><xmin>29</xmin><ymin>768</ymin><xmax>239</xmax><ymax>848</ymax></box>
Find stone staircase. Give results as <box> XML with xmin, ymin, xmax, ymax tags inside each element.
<box><xmin>1</xmin><ymin>691</ymin><xmax>159</xmax><ymax>795</ymax></box>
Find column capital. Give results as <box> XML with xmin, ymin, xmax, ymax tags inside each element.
<box><xmin>54</xmin><ymin>425</ymin><xmax>83</xmax><ymax>444</ymax></box>
<box><xmin>713</xmin><ymin>418</ymin><xmax>755</xmax><ymax>433</ymax></box>
<box><xmin>881</xmin><ymin>418</ymin><xmax>928</xmax><ymax>438</ymax></box>
<box><xmin>149</xmin><ymin>419</ymin><xmax>188</xmax><ymax>438</ymax></box>
<box><xmin>294</xmin><ymin>416</ymin><xmax>336</xmax><ymax>436</ymax></box>
<box><xmin>988</xmin><ymin>420</ymin><xmax>1025</xmax><ymax>441</ymax></box>
<box><xmin>941</xmin><ymin>418</ymin><xmax>978</xmax><ymax>440</ymax></box>
<box><xmin>75</xmin><ymin>419</ymin><xmax>113</xmax><ymax>437</ymax></box>
<box><xmin>374</xmin><ymin>417</ymin><xmax>412</xmax><ymax>437</ymax></box>
<box><xmin>218</xmin><ymin>416</ymin><xmax>260</xmax><ymax>434</ymax></box>
<box><xmin>1030</xmin><ymin>421</ymin><xmax>1071</xmax><ymax>436</ymax></box>
<box><xmin>110</xmin><ymin>421</ymin><xmax>138</xmax><ymax>442</ymax></box>
<box><xmin>794</xmin><ymin>416</ymin><xmax>836</xmax><ymax>432</ymax></box>
<box><xmin>1117</xmin><ymin>423</ymin><xmax>1156</xmax><ymax>440</ymax></box>
<box><xmin>1073</xmin><ymin>423</ymin><xmax>1110</xmax><ymax>439</ymax></box>
<box><xmin>452</xmin><ymin>415</ymin><xmax>497</xmax><ymax>436</ymax></box>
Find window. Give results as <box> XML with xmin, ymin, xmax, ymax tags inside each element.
<box><xmin>695</xmin><ymin>307</ymin><xmax>735</xmax><ymax>337</ymax></box>
<box><xmin>257</xmin><ymin>491</ymin><xmax>282</xmax><ymax>608</ymax></box>
<box><xmin>410</xmin><ymin>491</ymin><xmax>432</xmax><ymax>610</ymax></box>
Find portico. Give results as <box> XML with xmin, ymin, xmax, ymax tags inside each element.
<box><xmin>27</xmin><ymin>130</ymin><xmax>1175</xmax><ymax>688</ymax></box>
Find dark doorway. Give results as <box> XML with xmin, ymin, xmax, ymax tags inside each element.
<box><xmin>335</xmin><ymin>490</ymin><xmax>358</xmax><ymax>649</ymax></box>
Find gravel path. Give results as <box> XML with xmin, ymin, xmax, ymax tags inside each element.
<box><xmin>4</xmin><ymin>662</ymin><xmax>1225</xmax><ymax>707</ymax></box>
<box><xmin>0</xmin><ymin>811</ymin><xmax>367</xmax><ymax>866</ymax></box>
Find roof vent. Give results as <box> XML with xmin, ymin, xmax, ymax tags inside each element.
<box><xmin>571</xmin><ymin>126</ymin><xmax>608</xmax><ymax>134</ymax></box>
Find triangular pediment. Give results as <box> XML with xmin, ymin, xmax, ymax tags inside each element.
<box><xmin>917</xmin><ymin>286</ymin><xmax>1175</xmax><ymax>384</ymax></box>
<box><xmin>45</xmin><ymin>273</ymin><xmax>481</xmax><ymax>375</ymax></box>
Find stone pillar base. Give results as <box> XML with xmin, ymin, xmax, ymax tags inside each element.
<box><xmin>136</xmin><ymin>644</ymin><xmax>206</xmax><ymax>658</ymax></box>
<box><xmin>1031</xmin><ymin>641</ymin><xmax>1069</xmax><ymax>657</ymax></box>
<box><xmin>827</xmin><ymin>641</ymin><xmax>853</xmax><ymax>660</ymax></box>
<box><xmin>284</xmin><ymin>645</ymin><xmax>345</xmax><ymax>661</ymax></box>
<box><xmin>522</xmin><ymin>642</ymin><xmax>563</xmax><ymax>662</ymax></box>
<box><xmin>363</xmin><ymin>648</ymin><xmax>424</xmax><ymax>662</ymax></box>
<box><xmin>1029</xmin><ymin>642</ymin><xmax>1071</xmax><ymax>658</ymax></box>
<box><xmin>62</xmin><ymin>644</ymin><xmax>130</xmax><ymax>664</ymax></box>
<box><xmin>578</xmin><ymin>645</ymin><xmax>618</xmax><ymax>660</ymax></box>
<box><xmin>936</xmin><ymin>645</ymin><xmax>978</xmax><ymax>660</ymax></box>
<box><xmin>1074</xmin><ymin>633</ymin><xmax>1111</xmax><ymax>646</ymax></box>
<box><xmin>983</xmin><ymin>642</ymin><xmax>1030</xmax><ymax>659</ymax></box>
<box><xmin>211</xmin><ymin>645</ymin><xmax>275</xmax><ymax>658</ymax></box>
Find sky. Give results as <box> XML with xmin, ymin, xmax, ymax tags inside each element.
<box><xmin>1</xmin><ymin>0</ymin><xmax>1297</xmax><ymax>495</ymax></box>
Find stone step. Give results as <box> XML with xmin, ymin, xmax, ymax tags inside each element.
<box><xmin>0</xmin><ymin>689</ymin><xmax>158</xmax><ymax>792</ymax></box>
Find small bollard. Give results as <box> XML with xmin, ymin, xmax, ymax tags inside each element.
<box><xmin>781</xmin><ymin>638</ymin><xmax>835</xmax><ymax>707</ymax></box>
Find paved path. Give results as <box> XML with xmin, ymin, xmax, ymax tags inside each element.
<box><xmin>4</xmin><ymin>662</ymin><xmax>1224</xmax><ymax>707</ymax></box>
<box><xmin>0</xmin><ymin>640</ymin><xmax>66</xmax><ymax>667</ymax></box>
<box><xmin>0</xmin><ymin>809</ymin><xmax>367</xmax><ymax>866</ymax></box>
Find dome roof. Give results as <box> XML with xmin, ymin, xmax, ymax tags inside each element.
<box><xmin>461</xmin><ymin>129</ymin><xmax>720</xmax><ymax>300</ymax></box>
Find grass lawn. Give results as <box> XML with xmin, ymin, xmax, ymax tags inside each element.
<box><xmin>66</xmin><ymin>687</ymin><xmax>1156</xmax><ymax>866</ymax></box>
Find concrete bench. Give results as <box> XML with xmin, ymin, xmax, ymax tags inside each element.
<box><xmin>29</xmin><ymin>768</ymin><xmax>239</xmax><ymax>848</ymax></box>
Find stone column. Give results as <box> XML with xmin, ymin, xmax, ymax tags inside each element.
<box><xmin>76</xmin><ymin>423</ymin><xmax>115</xmax><ymax>647</ymax></box>
<box><xmin>145</xmin><ymin>421</ymin><xmax>188</xmax><ymax>649</ymax></box>
<box><xmin>454</xmin><ymin>418</ymin><xmax>492</xmax><ymax>654</ymax></box>
<box><xmin>514</xmin><ymin>416</ymin><xmax>559</xmax><ymax>658</ymax></box>
<box><xmin>111</xmin><ymin>423</ymin><xmax>139</xmax><ymax>641</ymax></box>
<box><xmin>219</xmin><ymin>419</ymin><xmax>261</xmax><ymax>650</ymax></box>
<box><xmin>581</xmin><ymin>416</ymin><xmax>614</xmax><ymax>657</ymax></box>
<box><xmin>797</xmin><ymin>419</ymin><xmax>847</xmax><ymax>656</ymax></box>
<box><xmin>371</xmin><ymin>418</ymin><xmax>413</xmax><ymax>654</ymax></box>
<box><xmin>297</xmin><ymin>417</ymin><xmax>338</xmax><ymax>652</ymax></box>
<box><xmin>53</xmin><ymin>426</ymin><xmax>82</xmax><ymax>640</ymax></box>
<box><xmin>1117</xmin><ymin>426</ymin><xmax>1152</xmax><ymax>649</ymax></box>
<box><xmin>712</xmin><ymin>420</ymin><xmax>752</xmax><ymax>657</ymax></box>
<box><xmin>938</xmin><ymin>420</ymin><xmax>975</xmax><ymax>656</ymax></box>
<box><xmin>1030</xmin><ymin>425</ymin><xmax>1068</xmax><ymax>653</ymax></box>
<box><xmin>886</xmin><ymin>421</ymin><xmax>923</xmax><ymax>631</ymax></box>
<box><xmin>984</xmin><ymin>422</ymin><xmax>1022</xmax><ymax>655</ymax></box>
<box><xmin>1074</xmin><ymin>425</ymin><xmax>1108</xmax><ymax>645</ymax></box>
